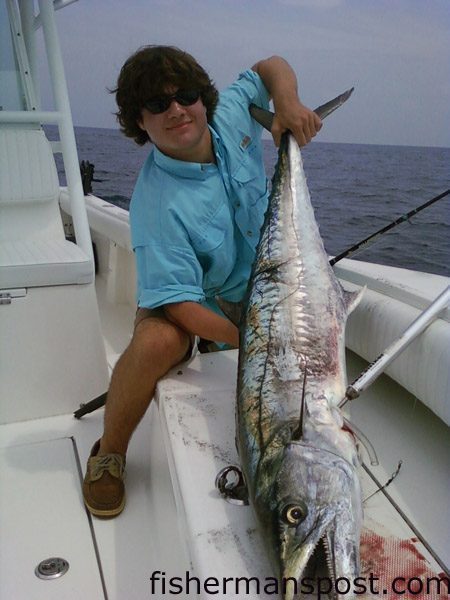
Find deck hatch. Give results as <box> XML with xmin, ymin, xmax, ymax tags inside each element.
<box><xmin>0</xmin><ymin>436</ymin><xmax>106</xmax><ymax>598</ymax></box>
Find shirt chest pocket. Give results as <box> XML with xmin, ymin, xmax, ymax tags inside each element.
<box><xmin>191</xmin><ymin>205</ymin><xmax>236</xmax><ymax>291</ymax></box>
<box><xmin>230</xmin><ymin>143</ymin><xmax>268</xmax><ymax>207</ymax></box>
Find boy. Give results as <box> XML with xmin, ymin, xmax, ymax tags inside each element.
<box><xmin>83</xmin><ymin>46</ymin><xmax>321</xmax><ymax>517</ymax></box>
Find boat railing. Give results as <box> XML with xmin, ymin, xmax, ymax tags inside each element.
<box><xmin>0</xmin><ymin>0</ymin><xmax>109</xmax><ymax>424</ymax></box>
<box><xmin>0</xmin><ymin>0</ymin><xmax>93</xmax><ymax>263</ymax></box>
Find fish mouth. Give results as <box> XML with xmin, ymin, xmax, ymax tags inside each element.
<box><xmin>281</xmin><ymin>518</ymin><xmax>341</xmax><ymax>600</ymax></box>
<box><xmin>282</xmin><ymin>527</ymin><xmax>360</xmax><ymax>600</ymax></box>
<box><xmin>275</xmin><ymin>444</ymin><xmax>361</xmax><ymax>600</ymax></box>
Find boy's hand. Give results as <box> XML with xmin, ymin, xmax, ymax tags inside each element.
<box><xmin>272</xmin><ymin>98</ymin><xmax>322</xmax><ymax>148</ymax></box>
<box><xmin>251</xmin><ymin>56</ymin><xmax>322</xmax><ymax>148</ymax></box>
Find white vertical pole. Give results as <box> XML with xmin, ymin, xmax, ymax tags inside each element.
<box><xmin>18</xmin><ymin>0</ymin><xmax>41</xmax><ymax>110</ymax></box>
<box><xmin>38</xmin><ymin>0</ymin><xmax>93</xmax><ymax>262</ymax></box>
<box><xmin>6</xmin><ymin>0</ymin><xmax>37</xmax><ymax>109</ymax></box>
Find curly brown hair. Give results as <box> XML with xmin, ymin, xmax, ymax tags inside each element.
<box><xmin>112</xmin><ymin>45</ymin><xmax>219</xmax><ymax>145</ymax></box>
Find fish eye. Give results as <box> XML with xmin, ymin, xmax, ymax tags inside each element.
<box><xmin>283</xmin><ymin>503</ymin><xmax>306</xmax><ymax>526</ymax></box>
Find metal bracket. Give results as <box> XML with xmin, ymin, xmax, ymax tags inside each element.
<box><xmin>215</xmin><ymin>465</ymin><xmax>249</xmax><ymax>506</ymax></box>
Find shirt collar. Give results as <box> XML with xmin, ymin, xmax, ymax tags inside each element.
<box><xmin>153</xmin><ymin>127</ymin><xmax>219</xmax><ymax>180</ymax></box>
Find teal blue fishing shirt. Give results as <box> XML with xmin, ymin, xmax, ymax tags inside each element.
<box><xmin>130</xmin><ymin>69</ymin><xmax>270</xmax><ymax>315</ymax></box>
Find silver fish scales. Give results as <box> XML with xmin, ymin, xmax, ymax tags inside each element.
<box><xmin>236</xmin><ymin>130</ymin><xmax>364</xmax><ymax>599</ymax></box>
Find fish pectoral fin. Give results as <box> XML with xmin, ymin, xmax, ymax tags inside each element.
<box><xmin>291</xmin><ymin>363</ymin><xmax>308</xmax><ymax>441</ymax></box>
<box><xmin>343</xmin><ymin>285</ymin><xmax>366</xmax><ymax>315</ymax></box>
<box><xmin>215</xmin><ymin>296</ymin><xmax>245</xmax><ymax>327</ymax></box>
<box><xmin>342</xmin><ymin>416</ymin><xmax>378</xmax><ymax>466</ymax></box>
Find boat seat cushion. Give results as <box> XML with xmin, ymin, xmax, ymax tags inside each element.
<box><xmin>0</xmin><ymin>239</ymin><xmax>93</xmax><ymax>288</ymax></box>
<box><xmin>0</xmin><ymin>128</ymin><xmax>59</xmax><ymax>206</ymax></box>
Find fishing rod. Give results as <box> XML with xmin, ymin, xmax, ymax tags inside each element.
<box><xmin>330</xmin><ymin>188</ymin><xmax>450</xmax><ymax>266</ymax></box>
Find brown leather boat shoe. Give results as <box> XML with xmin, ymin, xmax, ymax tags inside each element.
<box><xmin>83</xmin><ymin>440</ymin><xmax>126</xmax><ymax>518</ymax></box>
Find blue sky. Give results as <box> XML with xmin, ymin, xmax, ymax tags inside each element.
<box><xmin>39</xmin><ymin>0</ymin><xmax>450</xmax><ymax>147</ymax></box>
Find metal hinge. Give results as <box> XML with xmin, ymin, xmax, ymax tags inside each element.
<box><xmin>0</xmin><ymin>289</ymin><xmax>27</xmax><ymax>304</ymax></box>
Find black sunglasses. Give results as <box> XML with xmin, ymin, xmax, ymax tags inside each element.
<box><xmin>143</xmin><ymin>90</ymin><xmax>201</xmax><ymax>114</ymax></box>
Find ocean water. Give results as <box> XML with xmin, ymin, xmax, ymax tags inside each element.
<box><xmin>49</xmin><ymin>126</ymin><xmax>450</xmax><ymax>277</ymax></box>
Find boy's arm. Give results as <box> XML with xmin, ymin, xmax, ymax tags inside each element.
<box><xmin>164</xmin><ymin>301</ymin><xmax>239</xmax><ymax>348</ymax></box>
<box><xmin>251</xmin><ymin>55</ymin><xmax>322</xmax><ymax>147</ymax></box>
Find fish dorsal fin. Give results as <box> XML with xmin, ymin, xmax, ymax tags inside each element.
<box><xmin>343</xmin><ymin>285</ymin><xmax>366</xmax><ymax>316</ymax></box>
<box><xmin>215</xmin><ymin>296</ymin><xmax>244</xmax><ymax>327</ymax></box>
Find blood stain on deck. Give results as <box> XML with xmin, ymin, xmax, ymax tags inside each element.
<box><xmin>360</xmin><ymin>529</ymin><xmax>448</xmax><ymax>599</ymax></box>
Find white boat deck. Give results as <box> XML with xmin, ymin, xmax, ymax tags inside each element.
<box><xmin>1</xmin><ymin>272</ymin><xmax>448</xmax><ymax>598</ymax></box>
<box><xmin>0</xmin><ymin>275</ymin><xmax>186</xmax><ymax>600</ymax></box>
<box><xmin>156</xmin><ymin>350</ymin><xmax>449</xmax><ymax>598</ymax></box>
<box><xmin>2</xmin><ymin>203</ymin><xmax>446</xmax><ymax>591</ymax></box>
<box><xmin>0</xmin><ymin>399</ymin><xmax>188</xmax><ymax>599</ymax></box>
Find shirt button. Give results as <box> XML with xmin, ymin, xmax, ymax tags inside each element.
<box><xmin>247</xmin><ymin>230</ymin><xmax>253</xmax><ymax>237</ymax></box>
<box><xmin>235</xmin><ymin>201</ymin><xmax>241</xmax><ymax>208</ymax></box>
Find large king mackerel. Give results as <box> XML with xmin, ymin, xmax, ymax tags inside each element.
<box><xmin>238</xmin><ymin>93</ymin><xmax>363</xmax><ymax>598</ymax></box>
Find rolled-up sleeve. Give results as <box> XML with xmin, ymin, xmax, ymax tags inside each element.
<box><xmin>214</xmin><ymin>70</ymin><xmax>270</xmax><ymax>134</ymax></box>
<box><xmin>135</xmin><ymin>242</ymin><xmax>206</xmax><ymax>309</ymax></box>
<box><xmin>235</xmin><ymin>69</ymin><xmax>271</xmax><ymax>109</ymax></box>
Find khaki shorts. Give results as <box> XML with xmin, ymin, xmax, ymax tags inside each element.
<box><xmin>134</xmin><ymin>307</ymin><xmax>221</xmax><ymax>358</ymax></box>
<box><xmin>134</xmin><ymin>306</ymin><xmax>166</xmax><ymax>329</ymax></box>
<box><xmin>134</xmin><ymin>306</ymin><xmax>198</xmax><ymax>362</ymax></box>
